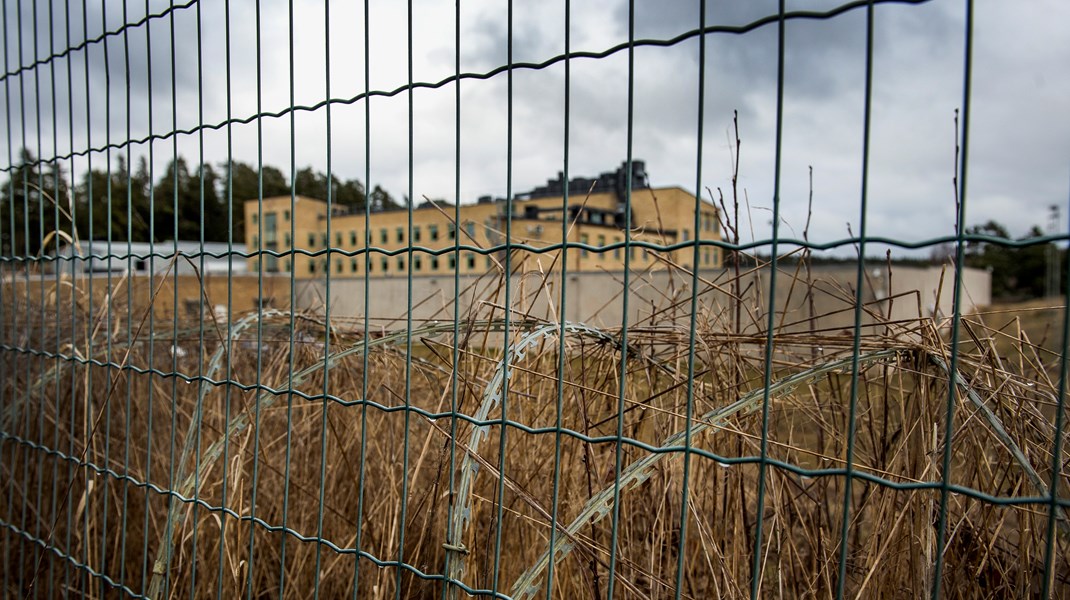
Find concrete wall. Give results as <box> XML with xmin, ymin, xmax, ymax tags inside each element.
<box><xmin>292</xmin><ymin>263</ymin><xmax>991</xmax><ymax>335</ymax></box>
<box><xmin>2</xmin><ymin>263</ymin><xmax>989</xmax><ymax>344</ymax></box>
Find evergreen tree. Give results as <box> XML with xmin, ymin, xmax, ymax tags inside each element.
<box><xmin>1</xmin><ymin>149</ymin><xmax>71</xmax><ymax>256</ymax></box>
<box><xmin>3</xmin><ymin>152</ymin><xmax>396</xmax><ymax>251</ymax></box>
<box><xmin>294</xmin><ymin>166</ymin><xmax>328</xmax><ymax>201</ymax></box>
<box><xmin>153</xmin><ymin>158</ymin><xmax>227</xmax><ymax>242</ymax></box>
<box><xmin>293</xmin><ymin>166</ymin><xmax>367</xmax><ymax>209</ymax></box>
<box><xmin>369</xmin><ymin>184</ymin><xmax>399</xmax><ymax>211</ymax></box>
<box><xmin>965</xmin><ymin>220</ymin><xmax>1064</xmax><ymax>300</ymax></box>
<box><xmin>75</xmin><ymin>154</ymin><xmax>154</xmax><ymax>243</ymax></box>
<box><xmin>334</xmin><ymin>177</ymin><xmax>366</xmax><ymax>209</ymax></box>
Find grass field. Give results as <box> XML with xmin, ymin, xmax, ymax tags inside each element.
<box><xmin>1</xmin><ymin>261</ymin><xmax>1067</xmax><ymax>598</ymax></box>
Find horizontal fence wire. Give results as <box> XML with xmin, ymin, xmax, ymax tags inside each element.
<box><xmin>1</xmin><ymin>0</ymin><xmax>1068</xmax><ymax>598</ymax></box>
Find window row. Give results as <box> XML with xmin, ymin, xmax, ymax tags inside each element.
<box><xmin>250</xmin><ymin>210</ymin><xmax>290</xmax><ymax>226</ymax></box>
<box><xmin>306</xmin><ymin>252</ymin><xmax>493</xmax><ymax>275</ymax></box>
<box><xmin>574</xmin><ymin>235</ymin><xmax>720</xmax><ymax>266</ymax></box>
<box><xmin>292</xmin><ymin>222</ymin><xmax>480</xmax><ymax>249</ymax></box>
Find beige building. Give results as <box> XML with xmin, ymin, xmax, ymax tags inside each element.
<box><xmin>244</xmin><ymin>162</ymin><xmax>722</xmax><ymax>278</ymax></box>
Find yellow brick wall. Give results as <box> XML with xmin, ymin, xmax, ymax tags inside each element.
<box><xmin>244</xmin><ymin>187</ymin><xmax>721</xmax><ymax>278</ymax></box>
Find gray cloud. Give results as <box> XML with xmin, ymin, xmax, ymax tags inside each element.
<box><xmin>3</xmin><ymin>0</ymin><xmax>1067</xmax><ymax>254</ymax></box>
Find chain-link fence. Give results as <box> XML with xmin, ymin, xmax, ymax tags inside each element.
<box><xmin>2</xmin><ymin>0</ymin><xmax>1068</xmax><ymax>598</ymax></box>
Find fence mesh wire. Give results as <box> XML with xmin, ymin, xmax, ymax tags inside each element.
<box><xmin>2</xmin><ymin>0</ymin><xmax>1069</xmax><ymax>598</ymax></box>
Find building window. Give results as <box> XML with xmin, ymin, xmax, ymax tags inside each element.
<box><xmin>336</xmin><ymin>232</ymin><xmax>343</xmax><ymax>246</ymax></box>
<box><xmin>321</xmin><ymin>233</ymin><xmax>329</xmax><ymax>246</ymax></box>
<box><xmin>264</xmin><ymin>213</ymin><xmax>277</xmax><ymax>243</ymax></box>
<box><xmin>351</xmin><ymin>258</ymin><xmax>358</xmax><ymax>272</ymax></box>
<box><xmin>252</xmin><ymin>234</ymin><xmax>258</xmax><ymax>246</ymax></box>
<box><xmin>465</xmin><ymin>222</ymin><xmax>475</xmax><ymax>238</ymax></box>
<box><xmin>614</xmin><ymin>236</ymin><xmax>621</xmax><ymax>260</ymax></box>
<box><xmin>682</xmin><ymin>229</ymin><xmax>690</xmax><ymax>242</ymax></box>
<box><xmin>380</xmin><ymin>228</ymin><xmax>388</xmax><ymax>244</ymax></box>
<box><xmin>429</xmin><ymin>224</ymin><xmax>439</xmax><ymax>241</ymax></box>
<box><xmin>466</xmin><ymin>253</ymin><xmax>475</xmax><ymax>269</ymax></box>
<box><xmin>350</xmin><ymin>230</ymin><xmax>357</xmax><ymax>245</ymax></box>
<box><xmin>397</xmin><ymin>257</ymin><xmax>406</xmax><ymax>271</ymax></box>
<box><xmin>448</xmin><ymin>255</ymin><xmax>456</xmax><ymax>269</ymax></box>
<box><xmin>368</xmin><ymin>259</ymin><xmax>374</xmax><ymax>273</ymax></box>
<box><xmin>431</xmin><ymin>256</ymin><xmax>439</xmax><ymax>270</ymax></box>
<box><xmin>580</xmin><ymin>234</ymin><xmax>588</xmax><ymax>257</ymax></box>
<box><xmin>414</xmin><ymin>256</ymin><xmax>423</xmax><ymax>271</ymax></box>
<box><xmin>413</xmin><ymin>226</ymin><xmax>421</xmax><ymax>243</ymax></box>
<box><xmin>310</xmin><ymin>261</ymin><xmax>316</xmax><ymax>274</ymax></box>
<box><xmin>284</xmin><ymin>233</ymin><xmax>291</xmax><ymax>246</ymax></box>
<box><xmin>396</xmin><ymin>227</ymin><xmax>405</xmax><ymax>243</ymax></box>
<box><xmin>448</xmin><ymin>223</ymin><xmax>456</xmax><ymax>240</ymax></box>
<box><xmin>381</xmin><ymin>257</ymin><xmax>388</xmax><ymax>273</ymax></box>
<box><xmin>283</xmin><ymin>209</ymin><xmax>290</xmax><ymax>221</ymax></box>
<box><xmin>308</xmin><ymin>233</ymin><xmax>316</xmax><ymax>247</ymax></box>
<box><xmin>597</xmin><ymin>235</ymin><xmax>606</xmax><ymax>259</ymax></box>
<box><xmin>336</xmin><ymin>260</ymin><xmax>343</xmax><ymax>273</ymax></box>
<box><xmin>283</xmin><ymin>259</ymin><xmax>290</xmax><ymax>272</ymax></box>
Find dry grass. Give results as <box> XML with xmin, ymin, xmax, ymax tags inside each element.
<box><xmin>1</xmin><ymin>255</ymin><xmax>1068</xmax><ymax>599</ymax></box>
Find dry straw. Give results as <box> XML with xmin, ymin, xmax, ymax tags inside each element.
<box><xmin>2</xmin><ymin>247</ymin><xmax>1068</xmax><ymax>599</ymax></box>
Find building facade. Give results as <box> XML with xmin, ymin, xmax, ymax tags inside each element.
<box><xmin>244</xmin><ymin>162</ymin><xmax>723</xmax><ymax>278</ymax></box>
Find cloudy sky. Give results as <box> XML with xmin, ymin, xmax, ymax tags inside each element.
<box><xmin>2</xmin><ymin>0</ymin><xmax>1068</xmax><ymax>256</ymax></box>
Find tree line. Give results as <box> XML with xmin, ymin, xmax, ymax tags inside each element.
<box><xmin>747</xmin><ymin>220</ymin><xmax>1066</xmax><ymax>302</ymax></box>
<box><xmin>962</xmin><ymin>220</ymin><xmax>1066</xmax><ymax>301</ymax></box>
<box><xmin>0</xmin><ymin>149</ymin><xmax>400</xmax><ymax>256</ymax></box>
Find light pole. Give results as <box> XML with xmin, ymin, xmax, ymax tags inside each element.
<box><xmin>1046</xmin><ymin>204</ymin><xmax>1060</xmax><ymax>298</ymax></box>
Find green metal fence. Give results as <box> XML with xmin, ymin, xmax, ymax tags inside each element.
<box><xmin>2</xmin><ymin>0</ymin><xmax>1068</xmax><ymax>598</ymax></box>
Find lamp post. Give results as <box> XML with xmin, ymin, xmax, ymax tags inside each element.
<box><xmin>1046</xmin><ymin>204</ymin><xmax>1060</xmax><ymax>298</ymax></box>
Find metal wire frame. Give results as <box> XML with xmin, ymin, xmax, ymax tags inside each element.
<box><xmin>0</xmin><ymin>0</ymin><xmax>1067</xmax><ymax>599</ymax></box>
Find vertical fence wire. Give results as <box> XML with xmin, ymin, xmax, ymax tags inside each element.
<box><xmin>276</xmin><ymin>0</ymin><xmax>299</xmax><ymax>593</ymax></box>
<box><xmin>352</xmin><ymin>0</ymin><xmax>373</xmax><ymax>594</ymax></box>
<box><xmin>545</xmin><ymin>1</ymin><xmax>571</xmax><ymax>597</ymax></box>
<box><xmin>835</xmin><ymin>2</ymin><xmax>876</xmax><ymax>598</ymax></box>
<box><xmin>673</xmin><ymin>0</ymin><xmax>706</xmax><ymax>595</ymax></box>
<box><xmin>492</xmin><ymin>0</ymin><xmax>515</xmax><ymax>595</ymax></box>
<box><xmin>215</xmin><ymin>0</ymin><xmax>236</xmax><ymax>595</ymax></box>
<box><xmin>396</xmin><ymin>0</ymin><xmax>416</xmax><ymax>596</ymax></box>
<box><xmin>1042</xmin><ymin>184</ymin><xmax>1070</xmax><ymax>597</ymax></box>
<box><xmin>313</xmin><ymin>0</ymin><xmax>334</xmax><ymax>594</ymax></box>
<box><xmin>931</xmin><ymin>1</ymin><xmax>974</xmax><ymax>596</ymax></box>
<box><xmin>606</xmin><ymin>2</ymin><xmax>635</xmax><ymax>597</ymax></box>
<box><xmin>439</xmin><ymin>0</ymin><xmax>463</xmax><ymax>595</ymax></box>
<box><xmin>244</xmin><ymin>0</ymin><xmax>267</xmax><ymax>593</ymax></box>
<box><xmin>749</xmin><ymin>1</ymin><xmax>787</xmax><ymax>595</ymax></box>
<box><xmin>0</xmin><ymin>0</ymin><xmax>10</xmax><ymax>587</ymax></box>
<box><xmin>46</xmin><ymin>3</ymin><xmax>62</xmax><ymax>596</ymax></box>
<box><xmin>139</xmin><ymin>0</ymin><xmax>158</xmax><ymax>591</ymax></box>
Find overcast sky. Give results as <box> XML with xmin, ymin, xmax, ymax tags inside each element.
<box><xmin>2</xmin><ymin>0</ymin><xmax>1068</xmax><ymax>256</ymax></box>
